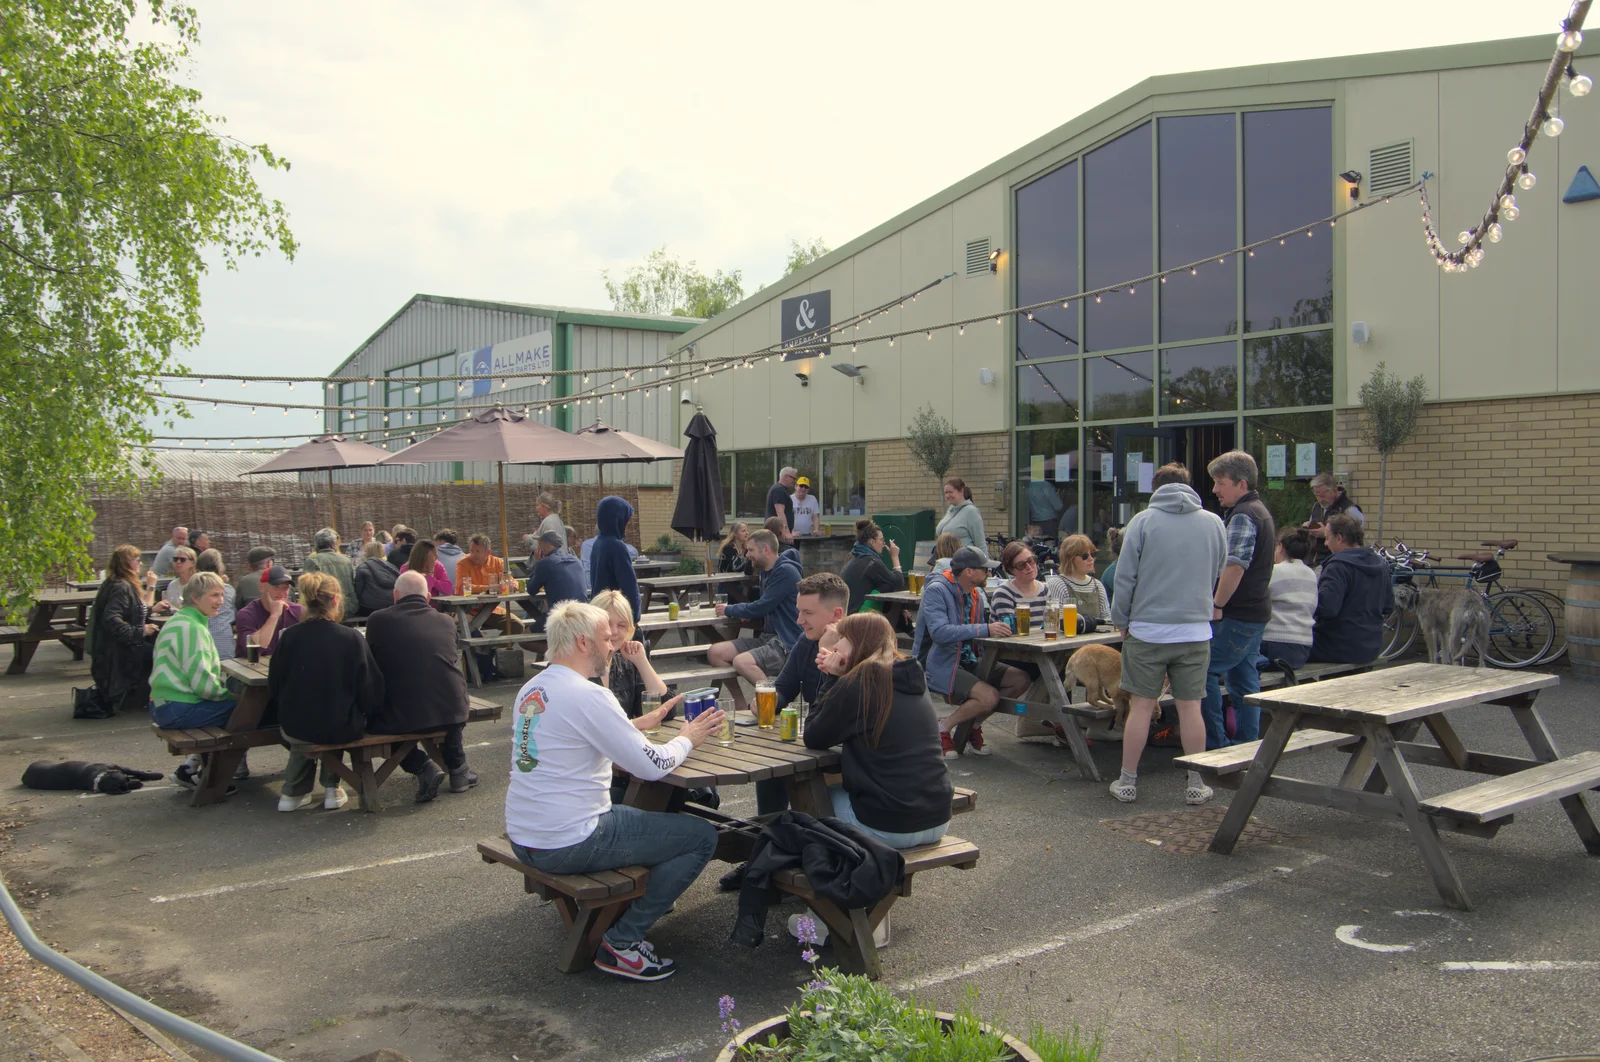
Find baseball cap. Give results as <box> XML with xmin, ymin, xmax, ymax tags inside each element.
<box><xmin>796</xmin><ymin>476</ymin><xmax>811</xmax><ymax>487</ymax></box>
<box><xmin>261</xmin><ymin>564</ymin><xmax>294</xmax><ymax>587</ymax></box>
<box><xmin>950</xmin><ymin>546</ymin><xmax>989</xmax><ymax>573</ymax></box>
<box><xmin>246</xmin><ymin>546</ymin><xmax>276</xmax><ymax>566</ymax></box>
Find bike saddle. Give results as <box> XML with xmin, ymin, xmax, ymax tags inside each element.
<box><xmin>1480</xmin><ymin>538</ymin><xmax>1518</xmax><ymax>549</ymax></box>
<box><xmin>1456</xmin><ymin>551</ymin><xmax>1496</xmax><ymax>563</ymax></box>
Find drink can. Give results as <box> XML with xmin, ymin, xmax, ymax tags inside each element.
<box><xmin>779</xmin><ymin>707</ymin><xmax>799</xmax><ymax>741</ymax></box>
<box><xmin>683</xmin><ymin>687</ymin><xmax>718</xmax><ymax>721</ymax></box>
<box><xmin>668</xmin><ymin>600</ymin><xmax>679</xmax><ymax>621</ymax></box>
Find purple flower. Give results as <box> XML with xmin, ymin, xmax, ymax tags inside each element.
<box><xmin>718</xmin><ymin>995</ymin><xmax>737</xmax><ymax>1022</ymax></box>
<box><xmin>800</xmin><ymin>947</ymin><xmax>817</xmax><ymax>964</ymax></box>
<box><xmin>795</xmin><ymin>916</ymin><xmax>819</xmax><ymax>946</ymax></box>
<box><xmin>805</xmin><ymin>978</ymin><xmax>830</xmax><ymax>990</ymax></box>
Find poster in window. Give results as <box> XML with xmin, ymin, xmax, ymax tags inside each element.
<box><xmin>1296</xmin><ymin>442</ymin><xmax>1317</xmax><ymax>477</ymax></box>
<box><xmin>1265</xmin><ymin>444</ymin><xmax>1287</xmax><ymax>479</ymax></box>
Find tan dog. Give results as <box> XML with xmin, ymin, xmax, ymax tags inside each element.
<box><xmin>1067</xmin><ymin>644</ymin><xmax>1134</xmax><ymax>727</ymax></box>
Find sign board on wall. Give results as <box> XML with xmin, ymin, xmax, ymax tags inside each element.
<box><xmin>781</xmin><ymin>291</ymin><xmax>831</xmax><ymax>361</ymax></box>
<box><xmin>459</xmin><ymin>330</ymin><xmax>553</xmax><ymax>393</ymax></box>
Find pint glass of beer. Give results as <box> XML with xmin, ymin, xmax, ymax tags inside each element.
<box><xmin>1015</xmin><ymin>604</ymin><xmax>1032</xmax><ymax>636</ymax></box>
<box><xmin>755</xmin><ymin>682</ymin><xmax>778</xmax><ymax>728</ymax></box>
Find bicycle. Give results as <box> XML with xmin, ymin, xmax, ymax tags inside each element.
<box><xmin>986</xmin><ymin>533</ymin><xmax>1060</xmax><ymax>575</ymax></box>
<box><xmin>1378</xmin><ymin>538</ymin><xmax>1556</xmax><ymax>668</ymax></box>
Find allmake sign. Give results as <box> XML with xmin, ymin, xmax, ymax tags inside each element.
<box><xmin>457</xmin><ymin>330</ymin><xmax>553</xmax><ymax>394</ymax></box>
<box><xmin>780</xmin><ymin>291</ymin><xmax>830</xmax><ymax>361</ymax></box>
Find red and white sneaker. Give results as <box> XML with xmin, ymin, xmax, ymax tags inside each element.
<box><xmin>967</xmin><ymin>725</ymin><xmax>993</xmax><ymax>756</ymax></box>
<box><xmin>940</xmin><ymin>729</ymin><xmax>959</xmax><ymax>760</ymax></box>
<box><xmin>594</xmin><ymin>939</ymin><xmax>676</xmax><ymax>981</ymax></box>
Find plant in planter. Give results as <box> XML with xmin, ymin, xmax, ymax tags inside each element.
<box><xmin>716</xmin><ymin>917</ymin><xmax>1100</xmax><ymax>1061</ymax></box>
<box><xmin>653</xmin><ymin>532</ymin><xmax>683</xmax><ymax>557</ymax></box>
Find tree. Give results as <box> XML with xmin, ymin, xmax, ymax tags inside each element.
<box><xmin>905</xmin><ymin>405</ymin><xmax>958</xmax><ymax>512</ymax></box>
<box><xmin>602</xmin><ymin>247</ymin><xmax>744</xmax><ymax>319</ymax></box>
<box><xmin>1</xmin><ymin>0</ymin><xmax>296</xmax><ymax>614</ymax></box>
<box><xmin>782</xmin><ymin>237</ymin><xmax>830</xmax><ymax>277</ymax></box>
<box><xmin>1357</xmin><ymin>362</ymin><xmax>1429</xmax><ymax>542</ymax></box>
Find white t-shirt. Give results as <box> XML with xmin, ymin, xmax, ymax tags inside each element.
<box><xmin>791</xmin><ymin>493</ymin><xmax>821</xmax><ymax>535</ymax></box>
<box><xmin>505</xmin><ymin>663</ymin><xmax>692</xmax><ymax>851</ymax></box>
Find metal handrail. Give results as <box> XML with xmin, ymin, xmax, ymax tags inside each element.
<box><xmin>0</xmin><ymin>872</ymin><xmax>283</xmax><ymax>1062</ymax></box>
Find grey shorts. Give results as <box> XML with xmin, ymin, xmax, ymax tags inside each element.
<box><xmin>733</xmin><ymin>634</ymin><xmax>786</xmax><ymax>676</ymax></box>
<box><xmin>947</xmin><ymin>664</ymin><xmax>1025</xmax><ymax>706</ymax></box>
<box><xmin>1120</xmin><ymin>635</ymin><xmax>1209</xmax><ymax>701</ymax></box>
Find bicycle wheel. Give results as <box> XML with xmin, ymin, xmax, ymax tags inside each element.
<box><xmin>1483</xmin><ymin>591</ymin><xmax>1555</xmax><ymax>668</ymax></box>
<box><xmin>1518</xmin><ymin>588</ymin><xmax>1568</xmax><ymax>663</ymax></box>
<box><xmin>1379</xmin><ymin>603</ymin><xmax>1418</xmax><ymax>660</ymax></box>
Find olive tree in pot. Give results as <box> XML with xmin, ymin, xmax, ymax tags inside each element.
<box><xmin>1357</xmin><ymin>362</ymin><xmax>1429</xmax><ymax>543</ymax></box>
<box><xmin>906</xmin><ymin>404</ymin><xmax>958</xmax><ymax>515</ymax></box>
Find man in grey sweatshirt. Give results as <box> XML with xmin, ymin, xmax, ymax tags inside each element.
<box><xmin>1109</xmin><ymin>463</ymin><xmax>1227</xmax><ymax>806</ymax></box>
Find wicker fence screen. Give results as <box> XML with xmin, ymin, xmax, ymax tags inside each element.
<box><xmin>88</xmin><ymin>479</ymin><xmax>642</xmax><ymax>569</ymax></box>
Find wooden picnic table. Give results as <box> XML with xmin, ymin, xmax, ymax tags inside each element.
<box><xmin>1182</xmin><ymin>662</ymin><xmax>1599</xmax><ymax>911</ymax></box>
<box><xmin>3</xmin><ymin>590</ymin><xmax>98</xmax><ymax>674</ymax></box>
<box><xmin>970</xmin><ymin>629</ymin><xmax>1124</xmax><ymax>781</ymax></box>
<box><xmin>637</xmin><ymin>572</ymin><xmax>748</xmax><ymax>611</ymax></box>
<box><xmin>870</xmin><ymin>590</ymin><xmax>922</xmax><ymax>631</ymax></box>
<box><xmin>635</xmin><ymin>606</ymin><xmax>739</xmax><ymax>650</ymax></box>
<box><xmin>433</xmin><ymin>591</ymin><xmax>546</xmax><ymax>688</ymax></box>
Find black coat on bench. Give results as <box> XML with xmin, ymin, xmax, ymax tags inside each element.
<box><xmin>363</xmin><ymin>594</ymin><xmax>469</xmax><ymax>734</ymax></box>
<box><xmin>268</xmin><ymin>619</ymin><xmax>383</xmax><ymax>745</ymax></box>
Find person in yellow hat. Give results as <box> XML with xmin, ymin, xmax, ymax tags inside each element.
<box><xmin>791</xmin><ymin>475</ymin><xmax>821</xmax><ymax>536</ymax></box>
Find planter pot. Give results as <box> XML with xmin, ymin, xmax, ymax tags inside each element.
<box><xmin>715</xmin><ymin>1012</ymin><xmax>1043</xmax><ymax>1062</ymax></box>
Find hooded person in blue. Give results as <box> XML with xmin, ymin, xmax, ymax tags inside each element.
<box><xmin>709</xmin><ymin>528</ymin><xmax>804</xmax><ymax>687</ymax></box>
<box><xmin>589</xmin><ymin>496</ymin><xmax>641</xmax><ymax>623</ymax></box>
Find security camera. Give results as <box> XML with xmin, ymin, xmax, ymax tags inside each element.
<box><xmin>680</xmin><ymin>389</ymin><xmax>693</xmax><ymax>405</ymax></box>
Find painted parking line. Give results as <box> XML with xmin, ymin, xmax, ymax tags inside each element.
<box><xmin>79</xmin><ymin>785</ymin><xmax>176</xmax><ymax>799</ymax></box>
<box><xmin>149</xmin><ymin>847</ymin><xmax>470</xmax><ymax>903</ymax></box>
<box><xmin>894</xmin><ymin>855</ymin><xmax>1326</xmax><ymax>993</ymax></box>
<box><xmin>1440</xmin><ymin>960</ymin><xmax>1600</xmax><ymax>972</ymax></box>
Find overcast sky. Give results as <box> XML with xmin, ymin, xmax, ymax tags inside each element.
<box><xmin>160</xmin><ymin>1</ymin><xmax>1566</xmax><ymax>445</ymax></box>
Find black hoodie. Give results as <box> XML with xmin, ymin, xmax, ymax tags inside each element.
<box><xmin>804</xmin><ymin>657</ymin><xmax>953</xmax><ymax>834</ymax></box>
<box><xmin>1310</xmin><ymin>546</ymin><xmax>1394</xmax><ymax>664</ymax></box>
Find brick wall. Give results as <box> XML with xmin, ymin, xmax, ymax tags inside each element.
<box><xmin>1334</xmin><ymin>391</ymin><xmax>1600</xmax><ymax>599</ymax></box>
<box><xmin>865</xmin><ymin>432</ymin><xmax>1014</xmax><ymax>541</ymax></box>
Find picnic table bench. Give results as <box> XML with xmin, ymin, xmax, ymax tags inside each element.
<box><xmin>1178</xmin><ymin>662</ymin><xmax>1600</xmax><ymax>910</ymax></box>
<box><xmin>3</xmin><ymin>590</ymin><xmax>97</xmax><ymax>674</ymax></box>
<box><xmin>154</xmin><ymin>657</ymin><xmax>503</xmax><ymax>807</ymax></box>
<box><xmin>433</xmin><ymin>591</ymin><xmax>547</xmax><ymax>688</ymax></box>
<box><xmin>481</xmin><ymin>718</ymin><xmax>979</xmax><ymax>979</ymax></box>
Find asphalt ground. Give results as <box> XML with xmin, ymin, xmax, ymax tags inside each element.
<box><xmin>1</xmin><ymin>640</ymin><xmax>1598</xmax><ymax>1062</ymax></box>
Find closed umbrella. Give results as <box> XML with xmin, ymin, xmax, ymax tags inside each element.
<box><xmin>243</xmin><ymin>434</ymin><xmax>391</xmax><ymax>531</ymax></box>
<box><xmin>378</xmin><ymin>406</ymin><xmax>619</xmax><ymax>558</ymax></box>
<box><xmin>573</xmin><ymin>419</ymin><xmax>684</xmax><ymax>487</ymax></box>
<box><xmin>671</xmin><ymin>411</ymin><xmax>726</xmax><ymax>572</ymax></box>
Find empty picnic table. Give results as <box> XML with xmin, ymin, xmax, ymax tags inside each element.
<box><xmin>970</xmin><ymin>628</ymin><xmax>1124</xmax><ymax>780</ymax></box>
<box><xmin>3</xmin><ymin>590</ymin><xmax>98</xmax><ymax>674</ymax></box>
<box><xmin>433</xmin><ymin>591</ymin><xmax>547</xmax><ymax>688</ymax></box>
<box><xmin>1179</xmin><ymin>662</ymin><xmax>1599</xmax><ymax>910</ymax></box>
<box><xmin>636</xmin><ymin>572</ymin><xmax>748</xmax><ymax>611</ymax></box>
<box><xmin>634</xmin><ymin>606</ymin><xmax>739</xmax><ymax>650</ymax></box>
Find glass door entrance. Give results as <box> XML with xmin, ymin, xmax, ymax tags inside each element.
<box><xmin>1111</xmin><ymin>426</ymin><xmax>1178</xmax><ymax>525</ymax></box>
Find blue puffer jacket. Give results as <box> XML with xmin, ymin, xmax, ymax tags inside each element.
<box><xmin>589</xmin><ymin>495</ymin><xmax>641</xmax><ymax>622</ymax></box>
<box><xmin>910</xmin><ymin>571</ymin><xmax>990</xmax><ymax>697</ymax></box>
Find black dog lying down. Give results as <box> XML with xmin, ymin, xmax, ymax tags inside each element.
<box><xmin>22</xmin><ymin>760</ymin><xmax>165</xmax><ymax>795</ymax></box>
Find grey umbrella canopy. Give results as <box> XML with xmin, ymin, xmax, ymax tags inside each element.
<box><xmin>379</xmin><ymin>406</ymin><xmax>626</xmax><ymax>556</ymax></box>
<box><xmin>671</xmin><ymin>411</ymin><xmax>725</xmax><ymax>570</ymax></box>
<box><xmin>573</xmin><ymin>419</ymin><xmax>685</xmax><ymax>487</ymax></box>
<box><xmin>243</xmin><ymin>434</ymin><xmax>390</xmax><ymax>530</ymax></box>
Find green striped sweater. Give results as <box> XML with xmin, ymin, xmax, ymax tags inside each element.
<box><xmin>149</xmin><ymin>607</ymin><xmax>230</xmax><ymax>705</ymax></box>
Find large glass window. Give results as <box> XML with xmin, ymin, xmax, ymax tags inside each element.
<box><xmin>1244</xmin><ymin>411</ymin><xmax>1333</xmax><ymax>532</ymax></box>
<box><xmin>775</xmin><ymin>447</ymin><xmax>821</xmax><ymax>494</ymax></box>
<box><xmin>1244</xmin><ymin>108</ymin><xmax>1333</xmax><ymax>332</ymax></box>
<box><xmin>337</xmin><ymin>380</ymin><xmax>369</xmax><ymax>434</ymax></box>
<box><xmin>1159</xmin><ymin>115</ymin><xmax>1238</xmax><ymax>342</ymax></box>
<box><xmin>822</xmin><ymin>446</ymin><xmax>867</xmax><ymax>515</ymax></box>
<box><xmin>728</xmin><ymin>447</ymin><xmax>866</xmax><ymax>518</ymax></box>
<box><xmin>1015</xmin><ymin>162</ymin><xmax>1079</xmax><ymax>359</ymax></box>
<box><xmin>1086</xmin><ymin>352</ymin><xmax>1154</xmax><ymax>421</ymax></box>
<box><xmin>1015</xmin><ymin>428</ymin><xmax>1080</xmax><ymax>539</ymax></box>
<box><xmin>1084</xmin><ymin>124</ymin><xmax>1153</xmax><ymax>352</ymax></box>
<box><xmin>1245</xmin><ymin>330</ymin><xmax>1333</xmax><ymax>409</ymax></box>
<box><xmin>735</xmin><ymin>451</ymin><xmax>775</xmax><ymax>518</ymax></box>
<box><xmin>718</xmin><ymin>453</ymin><xmax>734</xmax><ymax>517</ymax></box>
<box><xmin>1162</xmin><ymin>342</ymin><xmax>1237</xmax><ymax>414</ymax></box>
<box><xmin>1016</xmin><ymin>360</ymin><xmax>1080</xmax><ymax>425</ymax></box>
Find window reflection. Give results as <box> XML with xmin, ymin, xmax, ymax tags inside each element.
<box><xmin>1016</xmin><ymin>162</ymin><xmax>1079</xmax><ymax>359</ymax></box>
<box><xmin>1244</xmin><ymin>411</ymin><xmax>1333</xmax><ymax>531</ymax></box>
<box><xmin>1159</xmin><ymin>115</ymin><xmax>1238</xmax><ymax>341</ymax></box>
<box><xmin>1245</xmin><ymin>330</ymin><xmax>1333</xmax><ymax>409</ymax></box>
<box><xmin>1084</xmin><ymin>125</ymin><xmax>1153</xmax><ymax>351</ymax></box>
<box><xmin>735</xmin><ymin>452</ymin><xmax>774</xmax><ymax>517</ymax></box>
<box><xmin>1162</xmin><ymin>342</ymin><xmax>1237</xmax><ymax>414</ymax></box>
<box><xmin>1016</xmin><ymin>360</ymin><xmax>1080</xmax><ymax>425</ymax></box>
<box><xmin>1015</xmin><ymin>428</ymin><xmax>1080</xmax><ymax>539</ymax></box>
<box><xmin>1244</xmin><ymin>108</ymin><xmax>1333</xmax><ymax>332</ymax></box>
<box><xmin>1086</xmin><ymin>352</ymin><xmax>1154</xmax><ymax>420</ymax></box>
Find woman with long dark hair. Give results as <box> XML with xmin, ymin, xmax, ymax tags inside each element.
<box><xmin>806</xmin><ymin>612</ymin><xmax>952</xmax><ymax>849</ymax></box>
<box><xmin>404</xmin><ymin>539</ymin><xmax>454</xmax><ymax>598</ymax></box>
<box><xmin>86</xmin><ymin>545</ymin><xmax>159</xmax><ymax>718</ymax></box>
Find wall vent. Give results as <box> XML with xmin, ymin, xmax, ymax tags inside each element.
<box><xmin>1368</xmin><ymin>140</ymin><xmax>1414</xmax><ymax>197</ymax></box>
<box><xmin>965</xmin><ymin>237</ymin><xmax>992</xmax><ymax>276</ymax></box>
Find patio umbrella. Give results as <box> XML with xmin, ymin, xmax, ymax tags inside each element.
<box><xmin>670</xmin><ymin>411</ymin><xmax>725</xmax><ymax>572</ymax></box>
<box><xmin>378</xmin><ymin>406</ymin><xmax>618</xmax><ymax>557</ymax></box>
<box><xmin>243</xmin><ymin>434</ymin><xmax>390</xmax><ymax>531</ymax></box>
<box><xmin>573</xmin><ymin>419</ymin><xmax>685</xmax><ymax>488</ymax></box>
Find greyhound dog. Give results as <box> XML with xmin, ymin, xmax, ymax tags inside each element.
<box><xmin>1414</xmin><ymin>587</ymin><xmax>1491</xmax><ymax>668</ymax></box>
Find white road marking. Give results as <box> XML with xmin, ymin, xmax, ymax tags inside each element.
<box><xmin>1336</xmin><ymin>910</ymin><xmax>1460</xmax><ymax>954</ymax></box>
<box><xmin>1336</xmin><ymin>925</ymin><xmax>1413</xmax><ymax>953</ymax></box>
<box><xmin>149</xmin><ymin>847</ymin><xmax>470</xmax><ymax>903</ymax></box>
<box><xmin>893</xmin><ymin>854</ymin><xmax>1326</xmax><ymax>992</ymax></box>
<box><xmin>79</xmin><ymin>785</ymin><xmax>175</xmax><ymax>799</ymax></box>
<box><xmin>1440</xmin><ymin>960</ymin><xmax>1600</xmax><ymax>972</ymax></box>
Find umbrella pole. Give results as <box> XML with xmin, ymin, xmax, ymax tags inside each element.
<box><xmin>499</xmin><ymin>462</ymin><xmax>508</xmax><ymax>562</ymax></box>
<box><xmin>328</xmin><ymin>467</ymin><xmax>337</xmax><ymax>533</ymax></box>
<box><xmin>598</xmin><ymin>464</ymin><xmax>604</xmax><ymax>489</ymax></box>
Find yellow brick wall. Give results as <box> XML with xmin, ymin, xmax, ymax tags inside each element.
<box><xmin>633</xmin><ymin>459</ymin><xmax>682</xmax><ymax>552</ymax></box>
<box><xmin>1334</xmin><ymin>392</ymin><xmax>1600</xmax><ymax>599</ymax></box>
<box><xmin>865</xmin><ymin>432</ymin><xmax>1014</xmax><ymax>541</ymax></box>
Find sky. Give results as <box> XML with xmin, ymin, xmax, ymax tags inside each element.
<box><xmin>157</xmin><ymin>0</ymin><xmax>1569</xmax><ymax>446</ymax></box>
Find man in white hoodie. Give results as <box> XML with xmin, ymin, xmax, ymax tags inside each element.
<box><xmin>1108</xmin><ymin>463</ymin><xmax>1227</xmax><ymax>806</ymax></box>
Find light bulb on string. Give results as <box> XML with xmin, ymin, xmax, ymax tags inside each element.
<box><xmin>1560</xmin><ymin>29</ymin><xmax>1583</xmax><ymax>52</ymax></box>
<box><xmin>1488</xmin><ymin>222</ymin><xmax>1503</xmax><ymax>242</ymax></box>
<box><xmin>197</xmin><ymin>379</ymin><xmax>205</xmax><ymax>388</ymax></box>
<box><xmin>1458</xmin><ymin>230</ymin><xmax>1474</xmax><ymax>245</ymax></box>
<box><xmin>1508</xmin><ymin>146</ymin><xmax>1528</xmax><ymax>165</ymax></box>
<box><xmin>1545</xmin><ymin>114</ymin><xmax>1565</xmax><ymax>137</ymax></box>
<box><xmin>1571</xmin><ymin>72</ymin><xmax>1594</xmax><ymax>96</ymax></box>
<box><xmin>240</xmin><ymin>380</ymin><xmax>247</xmax><ymax>388</ymax></box>
<box><xmin>1501</xmin><ymin>193</ymin><xmax>1521</xmax><ymax>220</ymax></box>
<box><xmin>1519</xmin><ymin>168</ymin><xmax>1538</xmax><ymax>189</ymax></box>
<box><xmin>958</xmin><ymin>325</ymin><xmax>965</xmax><ymax>336</ymax></box>
<box><xmin>925</xmin><ymin>331</ymin><xmax>932</xmax><ymax>340</ymax></box>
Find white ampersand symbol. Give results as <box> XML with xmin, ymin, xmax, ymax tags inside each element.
<box><xmin>795</xmin><ymin>298</ymin><xmax>816</xmax><ymax>331</ymax></box>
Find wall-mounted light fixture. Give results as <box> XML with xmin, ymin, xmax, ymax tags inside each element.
<box><xmin>989</xmin><ymin>247</ymin><xmax>1003</xmax><ymax>273</ymax></box>
<box><xmin>794</xmin><ymin>371</ymin><xmax>810</xmax><ymax>388</ymax></box>
<box><xmin>978</xmin><ymin>368</ymin><xmax>996</xmax><ymax>386</ymax></box>
<box><xmin>832</xmin><ymin>363</ymin><xmax>867</xmax><ymax>384</ymax></box>
<box><xmin>1339</xmin><ymin>170</ymin><xmax>1363</xmax><ymax>200</ymax></box>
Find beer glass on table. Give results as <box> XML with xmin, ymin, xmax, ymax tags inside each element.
<box><xmin>755</xmin><ymin>681</ymin><xmax>778</xmax><ymax>729</ymax></box>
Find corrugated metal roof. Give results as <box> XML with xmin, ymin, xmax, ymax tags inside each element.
<box><xmin>137</xmin><ymin>450</ymin><xmax>299</xmax><ymax>482</ymax></box>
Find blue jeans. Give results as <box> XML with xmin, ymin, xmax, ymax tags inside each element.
<box><xmin>1203</xmin><ymin>619</ymin><xmax>1266</xmax><ymax>749</ymax></box>
<box><xmin>1257</xmin><ymin>640</ymin><xmax>1312</xmax><ymax>672</ymax></box>
<box><xmin>511</xmin><ymin>805</ymin><xmax>716</xmax><ymax>948</ymax></box>
<box><xmin>149</xmin><ymin>698</ymin><xmax>236</xmax><ymax>729</ymax></box>
<box><xmin>829</xmin><ymin>786</ymin><xmax>948</xmax><ymax>849</ymax></box>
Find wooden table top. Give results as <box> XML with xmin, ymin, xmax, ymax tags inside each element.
<box><xmin>637</xmin><ymin>573</ymin><xmax>748</xmax><ymax>589</ymax></box>
<box><xmin>222</xmin><ymin>658</ymin><xmax>269</xmax><ymax>686</ymax></box>
<box><xmin>972</xmin><ymin>629</ymin><xmax>1123</xmax><ymax>655</ymax></box>
<box><xmin>872</xmin><ymin>591</ymin><xmax>923</xmax><ymax>606</ymax></box>
<box><xmin>1548</xmin><ymin>553</ymin><xmax>1600</xmax><ymax>565</ymax></box>
<box><xmin>652</xmin><ymin>718</ymin><xmax>838</xmax><ymax>788</ymax></box>
<box><xmin>35</xmin><ymin>591</ymin><xmax>98</xmax><ymax>607</ymax></box>
<box><xmin>636</xmin><ymin>608</ymin><xmax>733</xmax><ymax>632</ymax></box>
<box><xmin>433</xmin><ymin>591</ymin><xmax>528</xmax><ymax>607</ymax></box>
<box><xmin>1244</xmin><ymin>662</ymin><xmax>1559</xmax><ymax>723</ymax></box>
